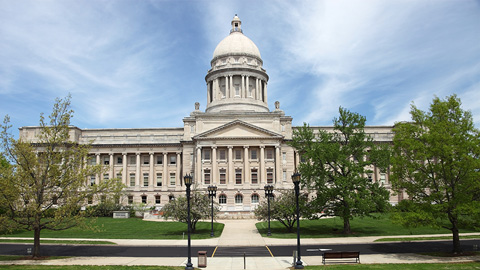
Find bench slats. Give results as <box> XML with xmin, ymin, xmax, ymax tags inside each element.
<box><xmin>322</xmin><ymin>251</ymin><xmax>360</xmax><ymax>265</ymax></box>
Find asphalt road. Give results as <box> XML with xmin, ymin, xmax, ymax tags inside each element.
<box><xmin>1</xmin><ymin>240</ymin><xmax>479</xmax><ymax>257</ymax></box>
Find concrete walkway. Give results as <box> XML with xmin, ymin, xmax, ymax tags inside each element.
<box><xmin>1</xmin><ymin>219</ymin><xmax>480</xmax><ymax>269</ymax></box>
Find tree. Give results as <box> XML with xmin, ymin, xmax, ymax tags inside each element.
<box><xmin>162</xmin><ymin>191</ymin><xmax>219</xmax><ymax>233</ymax></box>
<box><xmin>254</xmin><ymin>190</ymin><xmax>311</xmax><ymax>233</ymax></box>
<box><xmin>290</xmin><ymin>107</ymin><xmax>391</xmax><ymax>234</ymax></box>
<box><xmin>0</xmin><ymin>96</ymin><xmax>124</xmax><ymax>258</ymax></box>
<box><xmin>390</xmin><ymin>94</ymin><xmax>480</xmax><ymax>254</ymax></box>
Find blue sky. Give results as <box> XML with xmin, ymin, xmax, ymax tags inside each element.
<box><xmin>1</xmin><ymin>0</ymin><xmax>480</xmax><ymax>134</ymax></box>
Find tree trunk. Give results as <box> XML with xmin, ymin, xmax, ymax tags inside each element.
<box><xmin>343</xmin><ymin>217</ymin><xmax>351</xmax><ymax>234</ymax></box>
<box><xmin>451</xmin><ymin>218</ymin><xmax>462</xmax><ymax>254</ymax></box>
<box><xmin>33</xmin><ymin>225</ymin><xmax>41</xmax><ymax>258</ymax></box>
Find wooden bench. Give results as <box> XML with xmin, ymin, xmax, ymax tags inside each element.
<box><xmin>322</xmin><ymin>251</ymin><xmax>360</xmax><ymax>265</ymax></box>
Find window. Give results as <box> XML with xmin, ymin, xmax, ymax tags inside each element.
<box><xmin>235</xmin><ymin>85</ymin><xmax>240</xmax><ymax>96</ymax></box>
<box><xmin>203</xmin><ymin>149</ymin><xmax>211</xmax><ymax>161</ymax></box>
<box><xmin>128</xmin><ymin>196</ymin><xmax>133</xmax><ymax>204</ymax></box>
<box><xmin>157</xmin><ymin>156</ymin><xmax>163</xmax><ymax>165</ymax></box>
<box><xmin>235</xmin><ymin>194</ymin><xmax>243</xmax><ymax>204</ymax></box>
<box><xmin>117</xmin><ymin>157</ymin><xmax>123</xmax><ymax>164</ymax></box>
<box><xmin>251</xmin><ymin>194</ymin><xmax>259</xmax><ymax>204</ymax></box>
<box><xmin>87</xmin><ymin>195</ymin><xmax>93</xmax><ymax>205</ymax></box>
<box><xmin>282</xmin><ymin>152</ymin><xmax>286</xmax><ymax>161</ymax></box>
<box><xmin>368</xmin><ymin>174</ymin><xmax>373</xmax><ymax>182</ymax></box>
<box><xmin>380</xmin><ymin>173</ymin><xmax>386</xmax><ymax>184</ymax></box>
<box><xmin>90</xmin><ymin>176</ymin><xmax>95</xmax><ymax>186</ymax></box>
<box><xmin>219</xmin><ymin>169</ymin><xmax>226</xmax><ymax>184</ymax></box>
<box><xmin>129</xmin><ymin>156</ymin><xmax>136</xmax><ymax>165</ymax></box>
<box><xmin>283</xmin><ymin>170</ymin><xmax>287</xmax><ymax>182</ymax></box>
<box><xmin>170</xmin><ymin>173</ymin><xmax>176</xmax><ymax>186</ymax></box>
<box><xmin>156</xmin><ymin>173</ymin><xmax>162</xmax><ymax>187</ymax></box>
<box><xmin>281</xmin><ymin>124</ymin><xmax>285</xmax><ymax>132</ymax></box>
<box><xmin>266</xmin><ymin>149</ymin><xmax>274</xmax><ymax>160</ymax></box>
<box><xmin>235</xmin><ymin>169</ymin><xmax>242</xmax><ymax>184</ymax></box>
<box><xmin>169</xmin><ymin>195</ymin><xmax>175</xmax><ymax>201</ymax></box>
<box><xmin>103</xmin><ymin>157</ymin><xmax>109</xmax><ymax>165</ymax></box>
<box><xmin>219</xmin><ymin>150</ymin><xmax>226</xmax><ymax>161</ymax></box>
<box><xmin>100</xmin><ymin>195</ymin><xmax>106</xmax><ymax>203</ymax></box>
<box><xmin>143</xmin><ymin>173</ymin><xmax>149</xmax><ymax>187</ymax></box>
<box><xmin>155</xmin><ymin>195</ymin><xmax>161</xmax><ymax>204</ymax></box>
<box><xmin>89</xmin><ymin>157</ymin><xmax>96</xmax><ymax>165</ymax></box>
<box><xmin>267</xmin><ymin>169</ymin><xmax>274</xmax><ymax>184</ymax></box>
<box><xmin>169</xmin><ymin>155</ymin><xmax>176</xmax><ymax>165</ymax></box>
<box><xmin>142</xmin><ymin>195</ymin><xmax>147</xmax><ymax>204</ymax></box>
<box><xmin>251</xmin><ymin>169</ymin><xmax>258</xmax><ymax>184</ymax></box>
<box><xmin>143</xmin><ymin>157</ymin><xmax>149</xmax><ymax>165</ymax></box>
<box><xmin>116</xmin><ymin>173</ymin><xmax>122</xmax><ymax>180</ymax></box>
<box><xmin>219</xmin><ymin>194</ymin><xmax>227</xmax><ymax>204</ymax></box>
<box><xmin>129</xmin><ymin>173</ymin><xmax>135</xmax><ymax>187</ymax></box>
<box><xmin>103</xmin><ymin>174</ymin><xmax>109</xmax><ymax>180</ymax></box>
<box><xmin>235</xmin><ymin>149</ymin><xmax>242</xmax><ymax>160</ymax></box>
<box><xmin>204</xmin><ymin>169</ymin><xmax>211</xmax><ymax>184</ymax></box>
<box><xmin>250</xmin><ymin>149</ymin><xmax>257</xmax><ymax>160</ymax></box>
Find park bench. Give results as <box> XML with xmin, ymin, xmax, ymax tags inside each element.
<box><xmin>322</xmin><ymin>251</ymin><xmax>360</xmax><ymax>265</ymax></box>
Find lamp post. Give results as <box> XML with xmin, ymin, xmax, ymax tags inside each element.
<box><xmin>207</xmin><ymin>185</ymin><xmax>217</xmax><ymax>237</ymax></box>
<box><xmin>264</xmin><ymin>184</ymin><xmax>274</xmax><ymax>236</ymax></box>
<box><xmin>184</xmin><ymin>174</ymin><xmax>194</xmax><ymax>270</ymax></box>
<box><xmin>292</xmin><ymin>171</ymin><xmax>304</xmax><ymax>269</ymax></box>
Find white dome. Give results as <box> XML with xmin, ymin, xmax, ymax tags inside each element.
<box><xmin>212</xmin><ymin>32</ymin><xmax>261</xmax><ymax>59</ymax></box>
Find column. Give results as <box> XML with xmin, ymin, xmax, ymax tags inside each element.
<box><xmin>256</xmin><ymin>78</ymin><xmax>260</xmax><ymax>101</ymax></box>
<box><xmin>196</xmin><ymin>147</ymin><xmax>202</xmax><ymax>184</ymax></box>
<box><xmin>241</xmin><ymin>75</ymin><xmax>245</xmax><ymax>98</ymax></box>
<box><xmin>225</xmin><ymin>76</ymin><xmax>229</xmax><ymax>98</ymax></box>
<box><xmin>162</xmin><ymin>152</ymin><xmax>168</xmax><ymax>190</ymax></box>
<box><xmin>227</xmin><ymin>146</ymin><xmax>233</xmax><ymax>186</ymax></box>
<box><xmin>136</xmin><ymin>153</ymin><xmax>141</xmax><ymax>187</ymax></box>
<box><xmin>176</xmin><ymin>152</ymin><xmax>181</xmax><ymax>187</ymax></box>
<box><xmin>260</xmin><ymin>146</ymin><xmax>265</xmax><ymax>184</ymax></box>
<box><xmin>207</xmin><ymin>82</ymin><xmax>211</xmax><ymax>104</ymax></box>
<box><xmin>149</xmin><ymin>152</ymin><xmax>154</xmax><ymax>188</ymax></box>
<box><xmin>263</xmin><ymin>81</ymin><xmax>268</xmax><ymax>104</ymax></box>
<box><xmin>246</xmin><ymin>76</ymin><xmax>250</xmax><ymax>98</ymax></box>
<box><xmin>275</xmin><ymin>146</ymin><xmax>281</xmax><ymax>185</ymax></box>
<box><xmin>109</xmin><ymin>153</ymin><xmax>114</xmax><ymax>180</ymax></box>
<box><xmin>214</xmin><ymin>78</ymin><xmax>219</xmax><ymax>100</ymax></box>
<box><xmin>122</xmin><ymin>153</ymin><xmax>127</xmax><ymax>186</ymax></box>
<box><xmin>95</xmin><ymin>153</ymin><xmax>100</xmax><ymax>185</ymax></box>
<box><xmin>212</xmin><ymin>146</ymin><xmax>217</xmax><ymax>184</ymax></box>
<box><xmin>243</xmin><ymin>146</ymin><xmax>250</xmax><ymax>184</ymax></box>
<box><xmin>229</xmin><ymin>75</ymin><xmax>234</xmax><ymax>97</ymax></box>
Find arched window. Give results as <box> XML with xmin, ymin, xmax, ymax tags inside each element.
<box><xmin>219</xmin><ymin>194</ymin><xmax>227</xmax><ymax>205</ymax></box>
<box><xmin>235</xmin><ymin>194</ymin><xmax>243</xmax><ymax>204</ymax></box>
<box><xmin>251</xmin><ymin>194</ymin><xmax>259</xmax><ymax>204</ymax></box>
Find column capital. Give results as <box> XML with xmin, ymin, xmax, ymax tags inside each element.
<box><xmin>149</xmin><ymin>152</ymin><xmax>155</xmax><ymax>155</ymax></box>
<box><xmin>275</xmin><ymin>145</ymin><xmax>281</xmax><ymax>149</ymax></box>
<box><xmin>163</xmin><ymin>152</ymin><xmax>168</xmax><ymax>155</ymax></box>
<box><xmin>196</xmin><ymin>146</ymin><xmax>202</xmax><ymax>150</ymax></box>
<box><xmin>109</xmin><ymin>153</ymin><xmax>114</xmax><ymax>156</ymax></box>
<box><xmin>243</xmin><ymin>145</ymin><xmax>249</xmax><ymax>149</ymax></box>
<box><xmin>136</xmin><ymin>152</ymin><xmax>141</xmax><ymax>156</ymax></box>
<box><xmin>122</xmin><ymin>152</ymin><xmax>127</xmax><ymax>156</ymax></box>
<box><xmin>227</xmin><ymin>146</ymin><xmax>234</xmax><ymax>149</ymax></box>
<box><xmin>95</xmin><ymin>153</ymin><xmax>101</xmax><ymax>156</ymax></box>
<box><xmin>211</xmin><ymin>146</ymin><xmax>217</xmax><ymax>149</ymax></box>
<box><xmin>260</xmin><ymin>145</ymin><xmax>265</xmax><ymax>149</ymax></box>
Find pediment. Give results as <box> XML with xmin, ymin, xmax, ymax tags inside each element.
<box><xmin>193</xmin><ymin>120</ymin><xmax>283</xmax><ymax>140</ymax></box>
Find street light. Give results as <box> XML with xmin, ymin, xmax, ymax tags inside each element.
<box><xmin>292</xmin><ymin>171</ymin><xmax>304</xmax><ymax>269</ymax></box>
<box><xmin>264</xmin><ymin>184</ymin><xmax>274</xmax><ymax>236</ymax></box>
<box><xmin>207</xmin><ymin>185</ymin><xmax>217</xmax><ymax>237</ymax></box>
<box><xmin>184</xmin><ymin>174</ymin><xmax>194</xmax><ymax>270</ymax></box>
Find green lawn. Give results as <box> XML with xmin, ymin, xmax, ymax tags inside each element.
<box><xmin>305</xmin><ymin>262</ymin><xmax>480</xmax><ymax>269</ymax></box>
<box><xmin>0</xmin><ymin>239</ymin><xmax>116</xmax><ymax>245</ymax></box>
<box><xmin>375</xmin><ymin>235</ymin><xmax>480</xmax><ymax>242</ymax></box>
<box><xmin>256</xmin><ymin>214</ymin><xmax>479</xmax><ymax>238</ymax></box>
<box><xmin>0</xmin><ymin>218</ymin><xmax>224</xmax><ymax>240</ymax></box>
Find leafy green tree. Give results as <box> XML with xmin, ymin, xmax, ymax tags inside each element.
<box><xmin>290</xmin><ymin>107</ymin><xmax>391</xmax><ymax>234</ymax></box>
<box><xmin>162</xmin><ymin>191</ymin><xmax>219</xmax><ymax>233</ymax></box>
<box><xmin>254</xmin><ymin>190</ymin><xmax>312</xmax><ymax>233</ymax></box>
<box><xmin>0</xmin><ymin>96</ymin><xmax>124</xmax><ymax>258</ymax></box>
<box><xmin>391</xmin><ymin>95</ymin><xmax>480</xmax><ymax>254</ymax></box>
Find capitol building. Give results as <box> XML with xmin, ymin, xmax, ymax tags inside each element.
<box><xmin>19</xmin><ymin>15</ymin><xmax>399</xmax><ymax>216</ymax></box>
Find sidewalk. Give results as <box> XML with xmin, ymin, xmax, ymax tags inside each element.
<box><xmin>1</xmin><ymin>219</ymin><xmax>479</xmax><ymax>269</ymax></box>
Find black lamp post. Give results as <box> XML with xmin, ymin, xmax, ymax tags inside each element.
<box><xmin>292</xmin><ymin>171</ymin><xmax>304</xmax><ymax>269</ymax></box>
<box><xmin>184</xmin><ymin>174</ymin><xmax>194</xmax><ymax>270</ymax></box>
<box><xmin>264</xmin><ymin>184</ymin><xmax>274</xmax><ymax>236</ymax></box>
<box><xmin>207</xmin><ymin>185</ymin><xmax>217</xmax><ymax>237</ymax></box>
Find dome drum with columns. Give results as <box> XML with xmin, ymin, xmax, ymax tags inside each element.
<box><xmin>18</xmin><ymin>15</ymin><xmax>400</xmax><ymax>218</ymax></box>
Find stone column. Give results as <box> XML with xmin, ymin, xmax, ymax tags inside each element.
<box><xmin>149</xmin><ymin>152</ymin><xmax>154</xmax><ymax>188</ymax></box>
<box><xmin>230</xmin><ymin>75</ymin><xmax>234</xmax><ymax>97</ymax></box>
<box><xmin>246</xmin><ymin>76</ymin><xmax>250</xmax><ymax>97</ymax></box>
<box><xmin>227</xmin><ymin>146</ymin><xmax>233</xmax><ymax>186</ymax></box>
<box><xmin>109</xmin><ymin>153</ymin><xmax>114</xmax><ymax>180</ymax></box>
<box><xmin>275</xmin><ymin>145</ymin><xmax>281</xmax><ymax>185</ymax></box>
<box><xmin>264</xmin><ymin>81</ymin><xmax>268</xmax><ymax>104</ymax></box>
<box><xmin>196</xmin><ymin>147</ymin><xmax>202</xmax><ymax>184</ymax></box>
<box><xmin>256</xmin><ymin>78</ymin><xmax>260</xmax><ymax>101</ymax></box>
<box><xmin>207</xmin><ymin>82</ymin><xmax>211</xmax><ymax>104</ymax></box>
<box><xmin>244</xmin><ymin>146</ymin><xmax>250</xmax><ymax>184</ymax></box>
<box><xmin>224</xmin><ymin>76</ymin><xmax>229</xmax><ymax>98</ymax></box>
<box><xmin>136</xmin><ymin>153</ymin><xmax>141</xmax><ymax>188</ymax></box>
<box><xmin>212</xmin><ymin>146</ymin><xmax>217</xmax><ymax>184</ymax></box>
<box><xmin>260</xmin><ymin>146</ymin><xmax>265</xmax><ymax>184</ymax></box>
<box><xmin>214</xmin><ymin>78</ymin><xmax>219</xmax><ymax>100</ymax></box>
<box><xmin>163</xmin><ymin>152</ymin><xmax>168</xmax><ymax>190</ymax></box>
<box><xmin>176</xmin><ymin>152</ymin><xmax>181</xmax><ymax>188</ymax></box>
<box><xmin>95</xmin><ymin>153</ymin><xmax>100</xmax><ymax>184</ymax></box>
<box><xmin>122</xmin><ymin>153</ymin><xmax>127</xmax><ymax>185</ymax></box>
<box><xmin>241</xmin><ymin>75</ymin><xmax>245</xmax><ymax>98</ymax></box>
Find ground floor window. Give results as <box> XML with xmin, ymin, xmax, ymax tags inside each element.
<box><xmin>142</xmin><ymin>195</ymin><xmax>147</xmax><ymax>204</ymax></box>
<box><xmin>267</xmin><ymin>169</ymin><xmax>274</xmax><ymax>184</ymax></box>
<box><xmin>219</xmin><ymin>169</ymin><xmax>226</xmax><ymax>184</ymax></box>
<box><xmin>128</xmin><ymin>196</ymin><xmax>133</xmax><ymax>204</ymax></box>
<box><xmin>235</xmin><ymin>194</ymin><xmax>243</xmax><ymax>204</ymax></box>
<box><xmin>155</xmin><ymin>195</ymin><xmax>161</xmax><ymax>204</ymax></box>
<box><xmin>219</xmin><ymin>194</ymin><xmax>227</xmax><ymax>204</ymax></box>
<box><xmin>204</xmin><ymin>169</ymin><xmax>211</xmax><ymax>184</ymax></box>
<box><xmin>251</xmin><ymin>194</ymin><xmax>259</xmax><ymax>204</ymax></box>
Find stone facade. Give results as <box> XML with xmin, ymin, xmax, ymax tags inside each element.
<box><xmin>19</xmin><ymin>15</ymin><xmax>400</xmax><ymax>216</ymax></box>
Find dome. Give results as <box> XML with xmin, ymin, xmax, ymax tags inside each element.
<box><xmin>212</xmin><ymin>16</ymin><xmax>261</xmax><ymax>60</ymax></box>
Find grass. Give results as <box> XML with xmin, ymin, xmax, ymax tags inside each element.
<box><xmin>0</xmin><ymin>239</ymin><xmax>116</xmax><ymax>245</ymax></box>
<box><xmin>375</xmin><ymin>235</ymin><xmax>480</xmax><ymax>242</ymax></box>
<box><xmin>0</xmin><ymin>218</ymin><xmax>225</xmax><ymax>240</ymax></box>
<box><xmin>304</xmin><ymin>262</ymin><xmax>480</xmax><ymax>269</ymax></box>
<box><xmin>256</xmin><ymin>214</ymin><xmax>479</xmax><ymax>238</ymax></box>
<box><xmin>0</xmin><ymin>266</ymin><xmax>183</xmax><ymax>270</ymax></box>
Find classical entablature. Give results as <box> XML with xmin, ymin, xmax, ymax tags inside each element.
<box><xmin>193</xmin><ymin>120</ymin><xmax>284</xmax><ymax>141</ymax></box>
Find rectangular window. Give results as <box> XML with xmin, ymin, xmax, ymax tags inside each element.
<box><xmin>267</xmin><ymin>168</ymin><xmax>274</xmax><ymax>184</ymax></box>
<box><xmin>103</xmin><ymin>157</ymin><xmax>109</xmax><ymax>165</ymax></box>
<box><xmin>282</xmin><ymin>152</ymin><xmax>286</xmax><ymax>161</ymax></box>
<box><xmin>129</xmin><ymin>173</ymin><xmax>135</xmax><ymax>187</ymax></box>
<box><xmin>235</xmin><ymin>85</ymin><xmax>240</xmax><ymax>96</ymax></box>
<box><xmin>103</xmin><ymin>174</ymin><xmax>109</xmax><ymax>180</ymax></box>
<box><xmin>251</xmin><ymin>169</ymin><xmax>258</xmax><ymax>184</ymax></box>
<box><xmin>250</xmin><ymin>149</ymin><xmax>257</xmax><ymax>160</ymax></box>
<box><xmin>90</xmin><ymin>176</ymin><xmax>95</xmax><ymax>186</ymax></box>
<box><xmin>128</xmin><ymin>196</ymin><xmax>133</xmax><ymax>204</ymax></box>
<box><xmin>117</xmin><ymin>157</ymin><xmax>123</xmax><ymax>164</ymax></box>
<box><xmin>143</xmin><ymin>173</ymin><xmax>149</xmax><ymax>187</ymax></box>
<box><xmin>143</xmin><ymin>157</ymin><xmax>149</xmax><ymax>165</ymax></box>
<box><xmin>219</xmin><ymin>169</ymin><xmax>226</xmax><ymax>184</ymax></box>
<box><xmin>266</xmin><ymin>149</ymin><xmax>274</xmax><ymax>160</ymax></box>
<box><xmin>156</xmin><ymin>173</ymin><xmax>162</xmax><ymax>187</ymax></box>
<box><xmin>129</xmin><ymin>156</ymin><xmax>136</xmax><ymax>165</ymax></box>
<box><xmin>203</xmin><ymin>149</ymin><xmax>211</xmax><ymax>161</ymax></box>
<box><xmin>157</xmin><ymin>155</ymin><xmax>163</xmax><ymax>165</ymax></box>
<box><xmin>204</xmin><ymin>169</ymin><xmax>211</xmax><ymax>184</ymax></box>
<box><xmin>380</xmin><ymin>173</ymin><xmax>386</xmax><ymax>184</ymax></box>
<box><xmin>169</xmin><ymin>155</ymin><xmax>176</xmax><ymax>165</ymax></box>
<box><xmin>141</xmin><ymin>195</ymin><xmax>147</xmax><ymax>204</ymax></box>
<box><xmin>116</xmin><ymin>172</ymin><xmax>122</xmax><ymax>180</ymax></box>
<box><xmin>89</xmin><ymin>157</ymin><xmax>96</xmax><ymax>165</ymax></box>
<box><xmin>155</xmin><ymin>195</ymin><xmax>161</xmax><ymax>204</ymax></box>
<box><xmin>283</xmin><ymin>170</ymin><xmax>287</xmax><ymax>182</ymax></box>
<box><xmin>235</xmin><ymin>149</ymin><xmax>242</xmax><ymax>160</ymax></box>
<box><xmin>235</xmin><ymin>169</ymin><xmax>242</xmax><ymax>184</ymax></box>
<box><xmin>170</xmin><ymin>173</ymin><xmax>176</xmax><ymax>186</ymax></box>
<box><xmin>219</xmin><ymin>150</ymin><xmax>226</xmax><ymax>161</ymax></box>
